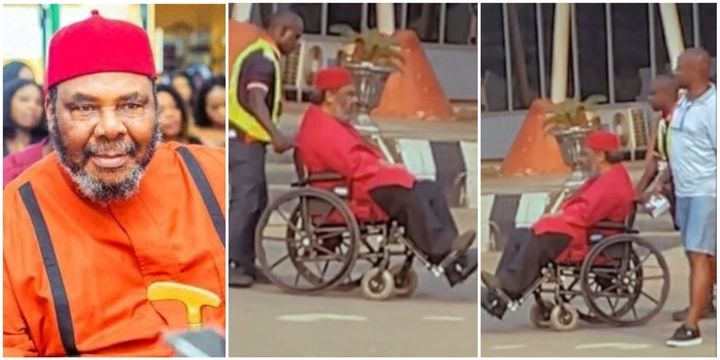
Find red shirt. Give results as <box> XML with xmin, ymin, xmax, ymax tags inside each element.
<box><xmin>3</xmin><ymin>138</ymin><xmax>48</xmax><ymax>188</ymax></box>
<box><xmin>532</xmin><ymin>164</ymin><xmax>635</xmax><ymax>262</ymax></box>
<box><xmin>295</xmin><ymin>105</ymin><xmax>416</xmax><ymax>220</ymax></box>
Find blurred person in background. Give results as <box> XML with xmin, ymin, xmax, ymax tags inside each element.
<box><xmin>171</xmin><ymin>71</ymin><xmax>195</xmax><ymax>107</ymax></box>
<box><xmin>3</xmin><ymin>78</ymin><xmax>47</xmax><ymax>156</ymax></box>
<box><xmin>192</xmin><ymin>75</ymin><xmax>226</xmax><ymax>147</ymax></box>
<box><xmin>3</xmin><ymin>60</ymin><xmax>35</xmax><ymax>83</ymax></box>
<box><xmin>157</xmin><ymin>84</ymin><xmax>202</xmax><ymax>145</ymax></box>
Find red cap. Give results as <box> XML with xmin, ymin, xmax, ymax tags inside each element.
<box><xmin>314</xmin><ymin>67</ymin><xmax>352</xmax><ymax>91</ymax></box>
<box><xmin>45</xmin><ymin>10</ymin><xmax>157</xmax><ymax>91</ymax></box>
<box><xmin>586</xmin><ymin>130</ymin><xmax>621</xmax><ymax>152</ymax></box>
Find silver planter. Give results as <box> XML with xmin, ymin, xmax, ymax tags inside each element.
<box><xmin>345</xmin><ymin>62</ymin><xmax>393</xmax><ymax>133</ymax></box>
<box><xmin>553</xmin><ymin>127</ymin><xmax>592</xmax><ymax>187</ymax></box>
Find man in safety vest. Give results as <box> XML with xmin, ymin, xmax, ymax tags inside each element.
<box><xmin>3</xmin><ymin>11</ymin><xmax>225</xmax><ymax>356</ymax></box>
<box><xmin>228</xmin><ymin>11</ymin><xmax>304</xmax><ymax>287</ymax></box>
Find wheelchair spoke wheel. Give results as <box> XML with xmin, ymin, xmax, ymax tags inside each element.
<box><xmin>580</xmin><ymin>235</ymin><xmax>669</xmax><ymax>326</ymax></box>
<box><xmin>256</xmin><ymin>188</ymin><xmax>360</xmax><ymax>294</ymax></box>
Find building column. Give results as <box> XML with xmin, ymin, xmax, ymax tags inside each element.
<box><xmin>377</xmin><ymin>3</ymin><xmax>395</xmax><ymax>35</ymax></box>
<box><xmin>659</xmin><ymin>3</ymin><xmax>684</xmax><ymax>70</ymax></box>
<box><xmin>550</xmin><ymin>3</ymin><xmax>571</xmax><ymax>103</ymax></box>
<box><xmin>231</xmin><ymin>3</ymin><xmax>252</xmax><ymax>22</ymax></box>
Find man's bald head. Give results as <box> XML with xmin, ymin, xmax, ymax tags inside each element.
<box><xmin>266</xmin><ymin>11</ymin><xmax>304</xmax><ymax>55</ymax></box>
<box><xmin>649</xmin><ymin>74</ymin><xmax>679</xmax><ymax>112</ymax></box>
<box><xmin>675</xmin><ymin>47</ymin><xmax>711</xmax><ymax>89</ymax></box>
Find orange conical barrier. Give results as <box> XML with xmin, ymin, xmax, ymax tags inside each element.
<box><xmin>372</xmin><ymin>30</ymin><xmax>454</xmax><ymax>121</ymax></box>
<box><xmin>500</xmin><ymin>98</ymin><xmax>570</xmax><ymax>176</ymax></box>
<box><xmin>228</xmin><ymin>20</ymin><xmax>264</xmax><ymax>68</ymax></box>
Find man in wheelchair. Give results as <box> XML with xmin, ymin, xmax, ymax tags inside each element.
<box><xmin>294</xmin><ymin>67</ymin><xmax>478</xmax><ymax>286</ymax></box>
<box><xmin>481</xmin><ymin>130</ymin><xmax>636</xmax><ymax>318</ymax></box>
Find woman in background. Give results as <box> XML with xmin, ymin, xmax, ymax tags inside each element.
<box><xmin>192</xmin><ymin>75</ymin><xmax>227</xmax><ymax>147</ymax></box>
<box><xmin>3</xmin><ymin>60</ymin><xmax>35</xmax><ymax>83</ymax></box>
<box><xmin>171</xmin><ymin>71</ymin><xmax>195</xmax><ymax>108</ymax></box>
<box><xmin>3</xmin><ymin>78</ymin><xmax>47</xmax><ymax>156</ymax></box>
<box><xmin>157</xmin><ymin>84</ymin><xmax>202</xmax><ymax>145</ymax></box>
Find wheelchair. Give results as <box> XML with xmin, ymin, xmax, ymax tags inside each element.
<box><xmin>254</xmin><ymin>152</ymin><xmax>459</xmax><ymax>300</ymax></box>
<box><xmin>505</xmin><ymin>206</ymin><xmax>671</xmax><ymax>331</ymax></box>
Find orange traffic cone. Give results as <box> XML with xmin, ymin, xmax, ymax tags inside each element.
<box><xmin>372</xmin><ymin>30</ymin><xmax>454</xmax><ymax>121</ymax></box>
<box><xmin>500</xmin><ymin>98</ymin><xmax>570</xmax><ymax>176</ymax></box>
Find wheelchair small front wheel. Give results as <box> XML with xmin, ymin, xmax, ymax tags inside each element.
<box><xmin>389</xmin><ymin>265</ymin><xmax>418</xmax><ymax>297</ymax></box>
<box><xmin>549</xmin><ymin>304</ymin><xmax>579</xmax><ymax>331</ymax></box>
<box><xmin>361</xmin><ymin>268</ymin><xmax>395</xmax><ymax>301</ymax></box>
<box><xmin>530</xmin><ymin>299</ymin><xmax>554</xmax><ymax>328</ymax></box>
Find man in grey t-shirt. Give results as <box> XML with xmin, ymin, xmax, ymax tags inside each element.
<box><xmin>664</xmin><ymin>48</ymin><xmax>717</xmax><ymax>348</ymax></box>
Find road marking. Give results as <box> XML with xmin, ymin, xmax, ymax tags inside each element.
<box><xmin>575</xmin><ymin>342</ymin><xmax>651</xmax><ymax>350</ymax></box>
<box><xmin>423</xmin><ymin>316</ymin><xmax>464</xmax><ymax>322</ymax></box>
<box><xmin>490</xmin><ymin>344</ymin><xmax>526</xmax><ymax>350</ymax></box>
<box><xmin>277</xmin><ymin>313</ymin><xmax>368</xmax><ymax>323</ymax></box>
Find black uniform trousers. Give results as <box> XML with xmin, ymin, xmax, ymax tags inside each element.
<box><xmin>229</xmin><ymin>138</ymin><xmax>268</xmax><ymax>275</ymax></box>
<box><xmin>495</xmin><ymin>228</ymin><xmax>571</xmax><ymax>300</ymax></box>
<box><xmin>369</xmin><ymin>180</ymin><xmax>458</xmax><ymax>264</ymax></box>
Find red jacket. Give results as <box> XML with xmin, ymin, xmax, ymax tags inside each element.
<box><xmin>295</xmin><ymin>105</ymin><xmax>416</xmax><ymax>220</ymax></box>
<box><xmin>532</xmin><ymin>164</ymin><xmax>634</xmax><ymax>262</ymax></box>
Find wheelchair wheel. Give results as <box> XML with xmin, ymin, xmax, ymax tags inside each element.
<box><xmin>530</xmin><ymin>299</ymin><xmax>554</xmax><ymax>328</ymax></box>
<box><xmin>361</xmin><ymin>268</ymin><xmax>395</xmax><ymax>301</ymax></box>
<box><xmin>549</xmin><ymin>304</ymin><xmax>579</xmax><ymax>331</ymax></box>
<box><xmin>580</xmin><ymin>235</ymin><xmax>670</xmax><ymax>327</ymax></box>
<box><xmin>389</xmin><ymin>264</ymin><xmax>418</xmax><ymax>297</ymax></box>
<box><xmin>255</xmin><ymin>188</ymin><xmax>360</xmax><ymax>294</ymax></box>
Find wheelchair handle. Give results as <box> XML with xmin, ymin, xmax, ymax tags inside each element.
<box><xmin>147</xmin><ymin>282</ymin><xmax>221</xmax><ymax>329</ymax></box>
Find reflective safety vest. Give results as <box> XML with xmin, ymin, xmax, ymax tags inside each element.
<box><xmin>657</xmin><ymin>116</ymin><xmax>671</xmax><ymax>162</ymax></box>
<box><xmin>228</xmin><ymin>38</ymin><xmax>282</xmax><ymax>142</ymax></box>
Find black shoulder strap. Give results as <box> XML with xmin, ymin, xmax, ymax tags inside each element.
<box><xmin>176</xmin><ymin>147</ymin><xmax>226</xmax><ymax>246</ymax></box>
<box><xmin>19</xmin><ymin>183</ymin><xmax>79</xmax><ymax>356</ymax></box>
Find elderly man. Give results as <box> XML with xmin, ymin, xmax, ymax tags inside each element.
<box><xmin>3</xmin><ymin>11</ymin><xmax>225</xmax><ymax>356</ymax></box>
<box><xmin>482</xmin><ymin>131</ymin><xmax>635</xmax><ymax>319</ymax></box>
<box><xmin>294</xmin><ymin>67</ymin><xmax>478</xmax><ymax>287</ymax></box>
<box><xmin>228</xmin><ymin>11</ymin><xmax>304</xmax><ymax>287</ymax></box>
<box><xmin>663</xmin><ymin>48</ymin><xmax>717</xmax><ymax>347</ymax></box>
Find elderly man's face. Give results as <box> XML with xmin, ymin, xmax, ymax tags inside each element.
<box><xmin>47</xmin><ymin>72</ymin><xmax>160</xmax><ymax>203</ymax></box>
<box><xmin>326</xmin><ymin>83</ymin><xmax>357</xmax><ymax>123</ymax></box>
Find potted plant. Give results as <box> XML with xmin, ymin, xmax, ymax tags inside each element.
<box><xmin>329</xmin><ymin>24</ymin><xmax>405</xmax><ymax>70</ymax></box>
<box><xmin>542</xmin><ymin>94</ymin><xmax>606</xmax><ymax>186</ymax></box>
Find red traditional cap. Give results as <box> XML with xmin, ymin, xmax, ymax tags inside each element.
<box><xmin>314</xmin><ymin>67</ymin><xmax>352</xmax><ymax>91</ymax></box>
<box><xmin>45</xmin><ymin>10</ymin><xmax>157</xmax><ymax>91</ymax></box>
<box><xmin>586</xmin><ymin>130</ymin><xmax>620</xmax><ymax>152</ymax></box>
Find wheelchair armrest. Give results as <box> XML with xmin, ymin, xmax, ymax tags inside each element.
<box><xmin>291</xmin><ymin>172</ymin><xmax>346</xmax><ymax>187</ymax></box>
<box><xmin>592</xmin><ymin>221</ymin><xmax>627</xmax><ymax>231</ymax></box>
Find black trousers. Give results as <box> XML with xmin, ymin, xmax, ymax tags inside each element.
<box><xmin>369</xmin><ymin>180</ymin><xmax>458</xmax><ymax>264</ymax></box>
<box><xmin>495</xmin><ymin>228</ymin><xmax>571</xmax><ymax>300</ymax></box>
<box><xmin>228</xmin><ymin>138</ymin><xmax>268</xmax><ymax>274</ymax></box>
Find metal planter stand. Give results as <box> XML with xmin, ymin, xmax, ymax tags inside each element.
<box><xmin>345</xmin><ymin>62</ymin><xmax>393</xmax><ymax>134</ymax></box>
<box><xmin>547</xmin><ymin>126</ymin><xmax>592</xmax><ymax>213</ymax></box>
<box><xmin>344</xmin><ymin>61</ymin><xmax>396</xmax><ymax>162</ymax></box>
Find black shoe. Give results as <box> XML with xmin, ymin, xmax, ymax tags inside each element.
<box><xmin>481</xmin><ymin>286</ymin><xmax>508</xmax><ymax>319</ymax></box>
<box><xmin>672</xmin><ymin>303</ymin><xmax>716</xmax><ymax>322</ymax></box>
<box><xmin>666</xmin><ymin>324</ymin><xmax>702</xmax><ymax>347</ymax></box>
<box><xmin>444</xmin><ymin>248</ymin><xmax>478</xmax><ymax>287</ymax></box>
<box><xmin>229</xmin><ymin>261</ymin><xmax>255</xmax><ymax>288</ymax></box>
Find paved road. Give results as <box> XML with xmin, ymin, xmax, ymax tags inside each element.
<box><xmin>481</xmin><ymin>237</ymin><xmax>717</xmax><ymax>357</ymax></box>
<box><xmin>228</xmin><ymin>209</ymin><xmax>478</xmax><ymax>357</ymax></box>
